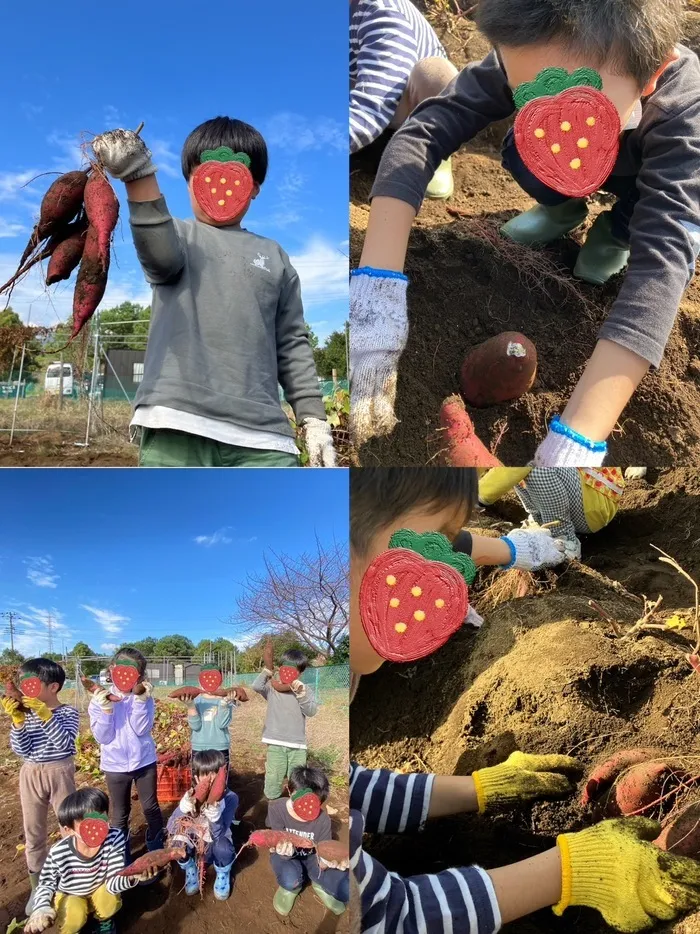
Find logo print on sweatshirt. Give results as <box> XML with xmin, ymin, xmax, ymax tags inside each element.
<box><xmin>251</xmin><ymin>253</ymin><xmax>271</xmax><ymax>272</ymax></box>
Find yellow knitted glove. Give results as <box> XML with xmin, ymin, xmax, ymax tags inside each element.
<box><xmin>555</xmin><ymin>817</ymin><xmax>700</xmax><ymax>931</ymax></box>
<box><xmin>21</xmin><ymin>696</ymin><xmax>52</xmax><ymax>722</ymax></box>
<box><xmin>471</xmin><ymin>751</ymin><xmax>581</xmax><ymax>813</ymax></box>
<box><xmin>0</xmin><ymin>695</ymin><xmax>25</xmax><ymax>727</ymax></box>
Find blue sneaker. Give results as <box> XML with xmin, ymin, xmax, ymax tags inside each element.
<box><xmin>213</xmin><ymin>862</ymin><xmax>233</xmax><ymax>901</ymax></box>
<box><xmin>178</xmin><ymin>857</ymin><xmax>199</xmax><ymax>896</ymax></box>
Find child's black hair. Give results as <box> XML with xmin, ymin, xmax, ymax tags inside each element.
<box><xmin>58</xmin><ymin>788</ymin><xmax>109</xmax><ymax>828</ymax></box>
<box><xmin>289</xmin><ymin>765</ymin><xmax>329</xmax><ymax>803</ymax></box>
<box><xmin>350</xmin><ymin>468</ymin><xmax>478</xmax><ymax>555</ymax></box>
<box><xmin>20</xmin><ymin>658</ymin><xmax>66</xmax><ymax>689</ymax></box>
<box><xmin>280</xmin><ymin>649</ymin><xmax>309</xmax><ymax>673</ymax></box>
<box><xmin>476</xmin><ymin>0</ymin><xmax>683</xmax><ymax>89</ymax></box>
<box><xmin>182</xmin><ymin>117</ymin><xmax>268</xmax><ymax>185</ymax></box>
<box><xmin>191</xmin><ymin>749</ymin><xmax>228</xmax><ymax>780</ymax></box>
<box><xmin>111</xmin><ymin>646</ymin><xmax>147</xmax><ymax>677</ymax></box>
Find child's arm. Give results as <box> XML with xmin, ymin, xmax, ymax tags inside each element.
<box><xmin>92</xmin><ymin>129</ymin><xmax>185</xmax><ymax>284</ymax></box>
<box><xmin>89</xmin><ymin>699</ymin><xmax>116</xmax><ymax>745</ymax></box>
<box><xmin>252</xmin><ymin>670</ymin><xmax>271</xmax><ymax>697</ymax></box>
<box><xmin>204</xmin><ymin>792</ymin><xmax>238</xmax><ymax>841</ymax></box>
<box><xmin>125</xmin><ymin>695</ymin><xmax>155</xmax><ymax>737</ymax></box>
<box><xmin>105</xmin><ymin>830</ymin><xmax>140</xmax><ymax>893</ymax></box>
<box><xmin>291</xmin><ymin>680</ymin><xmax>317</xmax><ymax>718</ymax></box>
<box><xmin>38</xmin><ymin>704</ymin><xmax>79</xmax><ymax>756</ymax></box>
<box><xmin>187</xmin><ymin>701</ymin><xmax>202</xmax><ymax>732</ymax></box>
<box><xmin>457</xmin><ymin>529</ymin><xmax>567</xmax><ymax>570</ymax></box>
<box><xmin>478</xmin><ymin>468</ymin><xmax>533</xmax><ymax>506</ymax></box>
<box><xmin>214</xmin><ymin>698</ymin><xmax>233</xmax><ymax>731</ymax></box>
<box><xmin>31</xmin><ymin>851</ymin><xmax>61</xmax><ymax>913</ymax></box>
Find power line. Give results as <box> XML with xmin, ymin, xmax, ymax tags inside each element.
<box><xmin>46</xmin><ymin>613</ymin><xmax>55</xmax><ymax>653</ymax></box>
<box><xmin>0</xmin><ymin>611</ymin><xmax>24</xmax><ymax>651</ymax></box>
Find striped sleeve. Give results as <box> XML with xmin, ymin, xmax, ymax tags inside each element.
<box><xmin>33</xmin><ymin>851</ymin><xmax>61</xmax><ymax>912</ymax></box>
<box><xmin>350</xmin><ymin>809</ymin><xmax>502</xmax><ymax>934</ymax></box>
<box><xmin>350</xmin><ymin>762</ymin><xmax>434</xmax><ymax>833</ymax></box>
<box><xmin>41</xmin><ymin>706</ymin><xmax>80</xmax><ymax>755</ymax></box>
<box><xmin>105</xmin><ymin>831</ymin><xmax>137</xmax><ymax>895</ymax></box>
<box><xmin>10</xmin><ymin>723</ymin><xmax>32</xmax><ymax>757</ymax></box>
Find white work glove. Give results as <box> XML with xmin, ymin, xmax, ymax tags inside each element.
<box><xmin>202</xmin><ymin>800</ymin><xmax>224</xmax><ymax>823</ymax></box>
<box><xmin>625</xmin><ymin>467</ymin><xmax>647</xmax><ymax>480</ymax></box>
<box><xmin>464</xmin><ymin>605</ymin><xmax>485</xmax><ymax>629</ymax></box>
<box><xmin>25</xmin><ymin>909</ymin><xmax>56</xmax><ymax>933</ymax></box>
<box><xmin>561</xmin><ymin>537</ymin><xmax>582</xmax><ymax>560</ymax></box>
<box><xmin>92</xmin><ymin>128</ymin><xmax>156</xmax><ymax>182</ymax></box>
<box><xmin>502</xmin><ymin>528</ymin><xmax>567</xmax><ymax>571</ymax></box>
<box><xmin>274</xmin><ymin>841</ymin><xmax>295</xmax><ymax>858</ymax></box>
<box><xmin>350</xmin><ymin>268</ymin><xmax>408</xmax><ymax>446</ymax></box>
<box><xmin>180</xmin><ymin>790</ymin><xmax>197</xmax><ymax>816</ymax></box>
<box><xmin>303</xmin><ymin>418</ymin><xmax>336</xmax><ymax>467</ymax></box>
<box><xmin>290</xmin><ymin>679</ymin><xmax>306</xmax><ymax>698</ymax></box>
<box><xmin>534</xmin><ymin>417</ymin><xmax>607</xmax><ymax>467</ymax></box>
<box><xmin>134</xmin><ymin>680</ymin><xmax>153</xmax><ymax>702</ymax></box>
<box><xmin>92</xmin><ymin>688</ymin><xmax>114</xmax><ymax>713</ymax></box>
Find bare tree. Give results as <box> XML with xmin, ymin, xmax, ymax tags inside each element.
<box><xmin>235</xmin><ymin>537</ymin><xmax>348</xmax><ymax>657</ymax></box>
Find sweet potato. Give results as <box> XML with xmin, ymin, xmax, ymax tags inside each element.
<box><xmin>45</xmin><ymin>227</ymin><xmax>87</xmax><ymax>285</ymax></box>
<box><xmin>316</xmin><ymin>840</ymin><xmax>349</xmax><ymax>865</ymax></box>
<box><xmin>83</xmin><ymin>172</ymin><xmax>119</xmax><ymax>255</ymax></box>
<box><xmin>0</xmin><ymin>217</ymin><xmax>87</xmax><ymax>297</ymax></box>
<box><xmin>439</xmin><ymin>395</ymin><xmax>500</xmax><ymax>467</ymax></box>
<box><xmin>3</xmin><ymin>680</ymin><xmax>29</xmax><ymax>712</ymax></box>
<box><xmin>582</xmin><ymin>748</ymin><xmax>662</xmax><ymax>807</ymax></box>
<box><xmin>19</xmin><ymin>170</ymin><xmax>90</xmax><ymax>264</ymax></box>
<box><xmin>118</xmin><ymin>847</ymin><xmax>186</xmax><ymax>876</ymax></box>
<box><xmin>247</xmin><ymin>829</ymin><xmax>315</xmax><ymax>850</ymax></box>
<box><xmin>71</xmin><ymin>225</ymin><xmax>109</xmax><ymax>339</ymax></box>
<box><xmin>80</xmin><ymin>674</ymin><xmax>121</xmax><ymax>704</ymax></box>
<box><xmin>614</xmin><ymin>762</ymin><xmax>680</xmax><ymax>817</ymax></box>
<box><xmin>169</xmin><ymin>687</ymin><xmax>202</xmax><ymax>702</ymax></box>
<box><xmin>194</xmin><ymin>775</ymin><xmax>213</xmax><ymax>804</ymax></box>
<box><xmin>460</xmin><ymin>332</ymin><xmax>537</xmax><ymax>408</ymax></box>
<box><xmin>206</xmin><ymin>766</ymin><xmax>227</xmax><ymax>804</ymax></box>
<box><xmin>230</xmin><ymin>686</ymin><xmax>248</xmax><ymax>702</ymax></box>
<box><xmin>655</xmin><ymin>803</ymin><xmax>700</xmax><ymax>858</ymax></box>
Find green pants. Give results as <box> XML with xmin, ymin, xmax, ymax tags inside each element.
<box><xmin>264</xmin><ymin>745</ymin><xmax>307</xmax><ymax>799</ymax></box>
<box><xmin>139</xmin><ymin>428</ymin><xmax>300</xmax><ymax>468</ymax></box>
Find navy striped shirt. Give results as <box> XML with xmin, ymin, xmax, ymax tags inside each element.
<box><xmin>350</xmin><ymin>763</ymin><xmax>501</xmax><ymax>933</ymax></box>
<box><xmin>34</xmin><ymin>828</ymin><xmax>136</xmax><ymax>910</ymax></box>
<box><xmin>10</xmin><ymin>705</ymin><xmax>79</xmax><ymax>763</ymax></box>
<box><xmin>350</xmin><ymin>0</ymin><xmax>447</xmax><ymax>153</ymax></box>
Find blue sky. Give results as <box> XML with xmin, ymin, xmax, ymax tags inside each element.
<box><xmin>0</xmin><ymin>0</ymin><xmax>348</xmax><ymax>341</ymax></box>
<box><xmin>0</xmin><ymin>469</ymin><xmax>349</xmax><ymax>657</ymax></box>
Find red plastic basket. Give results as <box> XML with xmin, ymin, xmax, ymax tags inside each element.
<box><xmin>156</xmin><ymin>764</ymin><xmax>192</xmax><ymax>803</ymax></box>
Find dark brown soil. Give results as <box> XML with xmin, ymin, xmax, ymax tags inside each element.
<box><xmin>351</xmin><ymin>468</ymin><xmax>700</xmax><ymax>933</ymax></box>
<box><xmin>0</xmin><ymin>434</ymin><xmax>137</xmax><ymax>467</ymax></box>
<box><xmin>351</xmin><ymin>9</ymin><xmax>700</xmax><ymax>467</ymax></box>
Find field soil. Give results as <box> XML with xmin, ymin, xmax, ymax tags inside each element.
<box><xmin>0</xmin><ymin>691</ymin><xmax>349</xmax><ymax>934</ymax></box>
<box><xmin>351</xmin><ymin>468</ymin><xmax>700</xmax><ymax>933</ymax></box>
<box><xmin>351</xmin><ymin>6</ymin><xmax>700</xmax><ymax>466</ymax></box>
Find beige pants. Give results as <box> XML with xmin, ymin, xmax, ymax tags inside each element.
<box><xmin>19</xmin><ymin>757</ymin><xmax>76</xmax><ymax>872</ymax></box>
<box><xmin>390</xmin><ymin>56</ymin><xmax>459</xmax><ymax>128</ymax></box>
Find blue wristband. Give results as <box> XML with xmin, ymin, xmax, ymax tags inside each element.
<box><xmin>499</xmin><ymin>536</ymin><xmax>517</xmax><ymax>570</ymax></box>
<box><xmin>351</xmin><ymin>266</ymin><xmax>408</xmax><ymax>282</ymax></box>
<box><xmin>549</xmin><ymin>416</ymin><xmax>607</xmax><ymax>454</ymax></box>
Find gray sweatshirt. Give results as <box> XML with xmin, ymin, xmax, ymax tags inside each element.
<box><xmin>252</xmin><ymin>670</ymin><xmax>317</xmax><ymax>748</ymax></box>
<box><xmin>372</xmin><ymin>46</ymin><xmax>700</xmax><ymax>368</ymax></box>
<box><xmin>128</xmin><ymin>198</ymin><xmax>326</xmax><ymax>435</ymax></box>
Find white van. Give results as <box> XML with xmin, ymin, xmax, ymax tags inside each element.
<box><xmin>44</xmin><ymin>362</ymin><xmax>73</xmax><ymax>395</ymax></box>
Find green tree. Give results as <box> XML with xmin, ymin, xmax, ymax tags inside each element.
<box><xmin>153</xmin><ymin>635</ymin><xmax>195</xmax><ymax>656</ymax></box>
<box><xmin>234</xmin><ymin>631</ymin><xmax>311</xmax><ymax>673</ymax></box>
<box><xmin>0</xmin><ymin>307</ymin><xmax>42</xmax><ymax>380</ymax></box>
<box><xmin>193</xmin><ymin>637</ymin><xmax>237</xmax><ymax>661</ymax></box>
<box><xmin>99</xmin><ymin>302</ymin><xmax>151</xmax><ymax>350</ymax></box>
<box><xmin>69</xmin><ymin>642</ymin><xmax>101</xmax><ymax>675</ymax></box>
<box><xmin>329</xmin><ymin>634</ymin><xmax>349</xmax><ymax>665</ymax></box>
<box><xmin>314</xmin><ymin>329</ymin><xmax>348</xmax><ymax>379</ymax></box>
<box><xmin>129</xmin><ymin>637</ymin><xmax>158</xmax><ymax>657</ymax></box>
<box><xmin>0</xmin><ymin>647</ymin><xmax>25</xmax><ymax>666</ymax></box>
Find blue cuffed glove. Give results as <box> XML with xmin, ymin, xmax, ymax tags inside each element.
<box><xmin>350</xmin><ymin>267</ymin><xmax>409</xmax><ymax>446</ymax></box>
<box><xmin>534</xmin><ymin>417</ymin><xmax>607</xmax><ymax>467</ymax></box>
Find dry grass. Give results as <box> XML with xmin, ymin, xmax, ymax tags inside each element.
<box><xmin>0</xmin><ymin>396</ymin><xmax>132</xmax><ymax>437</ymax></box>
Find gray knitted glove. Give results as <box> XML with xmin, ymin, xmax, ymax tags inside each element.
<box><xmin>92</xmin><ymin>129</ymin><xmax>156</xmax><ymax>182</ymax></box>
<box><xmin>303</xmin><ymin>418</ymin><xmax>336</xmax><ymax>467</ymax></box>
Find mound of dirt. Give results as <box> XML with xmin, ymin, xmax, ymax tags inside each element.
<box><xmin>351</xmin><ymin>470</ymin><xmax>700</xmax><ymax>933</ymax></box>
<box><xmin>350</xmin><ymin>9</ymin><xmax>700</xmax><ymax>466</ymax></box>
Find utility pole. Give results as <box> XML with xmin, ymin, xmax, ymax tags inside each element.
<box><xmin>1</xmin><ymin>611</ymin><xmax>21</xmax><ymax>651</ymax></box>
<box><xmin>46</xmin><ymin>613</ymin><xmax>55</xmax><ymax>653</ymax></box>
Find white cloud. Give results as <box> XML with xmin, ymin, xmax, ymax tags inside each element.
<box><xmin>291</xmin><ymin>238</ymin><xmax>348</xmax><ymax>308</ymax></box>
<box><xmin>149</xmin><ymin>139</ymin><xmax>180</xmax><ymax>179</ymax></box>
<box><xmin>25</xmin><ymin>556</ymin><xmax>59</xmax><ymax>589</ymax></box>
<box><xmin>265</xmin><ymin>114</ymin><xmax>345</xmax><ymax>152</ymax></box>
<box><xmin>0</xmin><ymin>219</ymin><xmax>27</xmax><ymax>238</ymax></box>
<box><xmin>103</xmin><ymin>105</ymin><xmax>124</xmax><ymax>127</ymax></box>
<box><xmin>80</xmin><ymin>605</ymin><xmax>130</xmax><ymax>635</ymax></box>
<box><xmin>194</xmin><ymin>527</ymin><xmax>232</xmax><ymax>547</ymax></box>
<box><xmin>3</xmin><ymin>605</ymin><xmax>73</xmax><ymax>656</ymax></box>
<box><xmin>101</xmin><ymin>642</ymin><xmax>118</xmax><ymax>654</ymax></box>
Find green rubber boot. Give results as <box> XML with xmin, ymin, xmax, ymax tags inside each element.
<box><xmin>273</xmin><ymin>886</ymin><xmax>301</xmax><ymax>917</ymax></box>
<box><xmin>574</xmin><ymin>211</ymin><xmax>630</xmax><ymax>285</ymax></box>
<box><xmin>501</xmin><ymin>199</ymin><xmax>588</xmax><ymax>246</ymax></box>
<box><xmin>426</xmin><ymin>158</ymin><xmax>453</xmax><ymax>200</ymax></box>
<box><xmin>311</xmin><ymin>882</ymin><xmax>347</xmax><ymax>916</ymax></box>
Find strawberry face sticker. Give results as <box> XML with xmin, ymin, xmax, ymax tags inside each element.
<box><xmin>79</xmin><ymin>812</ymin><xmax>109</xmax><ymax>848</ymax></box>
<box><xmin>111</xmin><ymin>660</ymin><xmax>140</xmax><ymax>694</ymax></box>
<box><xmin>199</xmin><ymin>665</ymin><xmax>223</xmax><ymax>692</ymax></box>
<box><xmin>278</xmin><ymin>666</ymin><xmax>299</xmax><ymax>685</ymax></box>
<box><xmin>513</xmin><ymin>67</ymin><xmax>621</xmax><ymax>198</ymax></box>
<box><xmin>19</xmin><ymin>673</ymin><xmax>43</xmax><ymax>698</ymax></box>
<box><xmin>292</xmin><ymin>788</ymin><xmax>322</xmax><ymax>821</ymax></box>
<box><xmin>191</xmin><ymin>147</ymin><xmax>254</xmax><ymax>224</ymax></box>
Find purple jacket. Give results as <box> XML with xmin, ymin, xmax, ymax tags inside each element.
<box><xmin>89</xmin><ymin>695</ymin><xmax>157</xmax><ymax>774</ymax></box>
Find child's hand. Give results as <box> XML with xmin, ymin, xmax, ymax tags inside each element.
<box><xmin>180</xmin><ymin>790</ymin><xmax>197</xmax><ymax>816</ymax></box>
<box><xmin>274</xmin><ymin>841</ymin><xmax>295</xmax><ymax>858</ymax></box>
<box><xmin>302</xmin><ymin>418</ymin><xmax>337</xmax><ymax>467</ymax></box>
<box><xmin>319</xmin><ymin>855</ymin><xmax>350</xmax><ymax>871</ymax></box>
<box><xmin>290</xmin><ymin>680</ymin><xmax>306</xmax><ymax>698</ymax></box>
<box><xmin>555</xmin><ymin>817</ymin><xmax>700</xmax><ymax>930</ymax></box>
<box><xmin>92</xmin><ymin>688</ymin><xmax>114</xmax><ymax>713</ymax></box>
<box><xmin>350</xmin><ymin>269</ymin><xmax>409</xmax><ymax>447</ymax></box>
<box><xmin>134</xmin><ymin>680</ymin><xmax>153</xmax><ymax>702</ymax></box>
<box><xmin>501</xmin><ymin>529</ymin><xmax>567</xmax><ymax>571</ymax></box>
<box><xmin>25</xmin><ymin>909</ymin><xmax>56</xmax><ymax>933</ymax></box>
<box><xmin>472</xmin><ymin>751</ymin><xmax>582</xmax><ymax>813</ymax></box>
<box><xmin>0</xmin><ymin>695</ymin><xmax>25</xmax><ymax>727</ymax></box>
<box><xmin>202</xmin><ymin>800</ymin><xmax>224</xmax><ymax>823</ymax></box>
<box><xmin>92</xmin><ymin>129</ymin><xmax>155</xmax><ymax>182</ymax></box>
<box><xmin>132</xmin><ymin>865</ymin><xmax>160</xmax><ymax>883</ymax></box>
<box><xmin>22</xmin><ymin>697</ymin><xmax>52</xmax><ymax>723</ymax></box>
